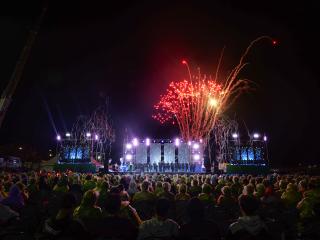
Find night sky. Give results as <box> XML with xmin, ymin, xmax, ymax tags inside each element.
<box><xmin>0</xmin><ymin>1</ymin><xmax>319</xmax><ymax>167</ymax></box>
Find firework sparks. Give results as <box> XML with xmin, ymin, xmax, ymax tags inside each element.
<box><xmin>153</xmin><ymin>36</ymin><xmax>274</xmax><ymax>144</ymax></box>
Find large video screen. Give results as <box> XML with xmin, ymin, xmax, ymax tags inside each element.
<box><xmin>61</xmin><ymin>146</ymin><xmax>90</xmax><ymax>162</ymax></box>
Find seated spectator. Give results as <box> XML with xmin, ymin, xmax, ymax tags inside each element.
<box><xmin>281</xmin><ymin>183</ymin><xmax>301</xmax><ymax>208</ymax></box>
<box><xmin>217</xmin><ymin>186</ymin><xmax>235</xmax><ymax>208</ymax></box>
<box><xmin>275</xmin><ymin>180</ymin><xmax>287</xmax><ymax>198</ymax></box>
<box><xmin>86</xmin><ymin>193</ymin><xmax>138</xmax><ymax>240</ymax></box>
<box><xmin>179</xmin><ymin>197</ymin><xmax>220</xmax><ymax>240</ymax></box>
<box><xmin>299</xmin><ymin>202</ymin><xmax>320</xmax><ymax>239</ymax></box>
<box><xmin>198</xmin><ymin>183</ymin><xmax>215</xmax><ymax>205</ymax></box>
<box><xmin>138</xmin><ymin>198</ymin><xmax>179</xmax><ymax>240</ymax></box>
<box><xmin>44</xmin><ymin>193</ymin><xmax>77</xmax><ymax>237</ymax></box>
<box><xmin>0</xmin><ymin>203</ymin><xmax>19</xmax><ymax>225</ymax></box>
<box><xmin>127</xmin><ymin>179</ymin><xmax>138</xmax><ymax>198</ymax></box>
<box><xmin>0</xmin><ymin>184</ymin><xmax>25</xmax><ymax>212</ymax></box>
<box><xmin>231</xmin><ymin>176</ymin><xmax>242</xmax><ymax>197</ymax></box>
<box><xmin>261</xmin><ymin>185</ymin><xmax>278</xmax><ymax>206</ymax></box>
<box><xmin>133</xmin><ymin>181</ymin><xmax>156</xmax><ymax>202</ymax></box>
<box><xmin>73</xmin><ymin>190</ymin><xmax>102</xmax><ymax>220</ymax></box>
<box><xmin>157</xmin><ymin>182</ymin><xmax>175</xmax><ymax>201</ymax></box>
<box><xmin>154</xmin><ymin>181</ymin><xmax>163</xmax><ymax>195</ymax></box>
<box><xmin>118</xmin><ymin>184</ymin><xmax>130</xmax><ymax>201</ymax></box>
<box><xmin>96</xmin><ymin>181</ymin><xmax>109</xmax><ymax>209</ymax></box>
<box><xmin>226</xmin><ymin>195</ymin><xmax>269</xmax><ymax>240</ymax></box>
<box><xmin>175</xmin><ymin>183</ymin><xmax>191</xmax><ymax>201</ymax></box>
<box><xmin>82</xmin><ymin>174</ymin><xmax>96</xmax><ymax>192</ymax></box>
<box><xmin>254</xmin><ymin>183</ymin><xmax>265</xmax><ymax>199</ymax></box>
<box><xmin>189</xmin><ymin>179</ymin><xmax>202</xmax><ymax>197</ymax></box>
<box><xmin>242</xmin><ymin>184</ymin><xmax>255</xmax><ymax>197</ymax></box>
<box><xmin>53</xmin><ymin>177</ymin><xmax>69</xmax><ymax>193</ymax></box>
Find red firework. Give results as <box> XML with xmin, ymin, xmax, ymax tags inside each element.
<box><xmin>153</xmin><ymin>36</ymin><xmax>275</xmax><ymax>143</ymax></box>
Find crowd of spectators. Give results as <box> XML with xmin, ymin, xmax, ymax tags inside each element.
<box><xmin>0</xmin><ymin>170</ymin><xmax>319</xmax><ymax>239</ymax></box>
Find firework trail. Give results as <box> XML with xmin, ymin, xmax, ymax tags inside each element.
<box><xmin>153</xmin><ymin>36</ymin><xmax>275</xmax><ymax>145</ymax></box>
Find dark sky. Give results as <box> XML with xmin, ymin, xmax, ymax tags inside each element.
<box><xmin>0</xmin><ymin>1</ymin><xmax>319</xmax><ymax>167</ymax></box>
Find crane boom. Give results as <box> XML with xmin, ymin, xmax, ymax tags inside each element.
<box><xmin>0</xmin><ymin>2</ymin><xmax>48</xmax><ymax>128</ymax></box>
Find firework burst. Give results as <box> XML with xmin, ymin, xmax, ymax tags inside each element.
<box><xmin>153</xmin><ymin>36</ymin><xmax>274</xmax><ymax>144</ymax></box>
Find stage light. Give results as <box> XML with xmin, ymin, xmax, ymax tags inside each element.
<box><xmin>182</xmin><ymin>59</ymin><xmax>187</xmax><ymax>64</ymax></box>
<box><xmin>193</xmin><ymin>143</ymin><xmax>199</xmax><ymax>149</ymax></box>
<box><xmin>175</xmin><ymin>138</ymin><xmax>180</xmax><ymax>147</ymax></box>
<box><xmin>86</xmin><ymin>132</ymin><xmax>91</xmax><ymax>137</ymax></box>
<box><xmin>188</xmin><ymin>141</ymin><xmax>192</xmax><ymax>146</ymax></box>
<box><xmin>263</xmin><ymin>136</ymin><xmax>267</xmax><ymax>141</ymax></box>
<box><xmin>209</xmin><ymin>98</ymin><xmax>218</xmax><ymax>107</ymax></box>
<box><xmin>253</xmin><ymin>133</ymin><xmax>260</xmax><ymax>139</ymax></box>
<box><xmin>95</xmin><ymin>134</ymin><xmax>99</xmax><ymax>140</ymax></box>
<box><xmin>133</xmin><ymin>138</ymin><xmax>139</xmax><ymax>146</ymax></box>
<box><xmin>272</xmin><ymin>39</ymin><xmax>277</xmax><ymax>45</ymax></box>
<box><xmin>232</xmin><ymin>133</ymin><xmax>238</xmax><ymax>139</ymax></box>
<box><xmin>193</xmin><ymin>154</ymin><xmax>200</xmax><ymax>160</ymax></box>
<box><xmin>126</xmin><ymin>143</ymin><xmax>132</xmax><ymax>149</ymax></box>
<box><xmin>97</xmin><ymin>155</ymin><xmax>101</xmax><ymax>160</ymax></box>
<box><xmin>200</xmin><ymin>139</ymin><xmax>203</xmax><ymax>143</ymax></box>
<box><xmin>146</xmin><ymin>138</ymin><xmax>150</xmax><ymax>146</ymax></box>
<box><xmin>18</xmin><ymin>147</ymin><xmax>23</xmax><ymax>150</ymax></box>
<box><xmin>56</xmin><ymin>135</ymin><xmax>61</xmax><ymax>141</ymax></box>
<box><xmin>65</xmin><ymin>132</ymin><xmax>71</xmax><ymax>137</ymax></box>
<box><xmin>125</xmin><ymin>154</ymin><xmax>133</xmax><ymax>160</ymax></box>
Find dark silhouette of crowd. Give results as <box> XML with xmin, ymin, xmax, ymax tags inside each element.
<box><xmin>0</xmin><ymin>170</ymin><xmax>320</xmax><ymax>239</ymax></box>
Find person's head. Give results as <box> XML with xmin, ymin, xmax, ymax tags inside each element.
<box><xmin>105</xmin><ymin>193</ymin><xmax>121</xmax><ymax>215</ymax></box>
<box><xmin>178</xmin><ymin>184</ymin><xmax>187</xmax><ymax>194</ymax></box>
<box><xmin>239</xmin><ymin>194</ymin><xmax>259</xmax><ymax>216</ymax></box>
<box><xmin>187</xmin><ymin>197</ymin><xmax>204</xmax><ymax>220</ymax></box>
<box><xmin>155</xmin><ymin>198</ymin><xmax>171</xmax><ymax>219</ymax></box>
<box><xmin>279</xmin><ymin>180</ymin><xmax>287</xmax><ymax>190</ymax></box>
<box><xmin>81</xmin><ymin>190</ymin><xmax>97</xmax><ymax>207</ymax></box>
<box><xmin>286</xmin><ymin>183</ymin><xmax>297</xmax><ymax>192</ymax></box>
<box><xmin>191</xmin><ymin>179</ymin><xmax>198</xmax><ymax>187</ymax></box>
<box><xmin>16</xmin><ymin>181</ymin><xmax>25</xmax><ymax>192</ymax></box>
<box><xmin>298</xmin><ymin>180</ymin><xmax>307</xmax><ymax>192</ymax></box>
<box><xmin>242</xmin><ymin>184</ymin><xmax>255</xmax><ymax>196</ymax></box>
<box><xmin>256</xmin><ymin>182</ymin><xmax>265</xmax><ymax>191</ymax></box>
<box><xmin>233</xmin><ymin>176</ymin><xmax>239</xmax><ymax>184</ymax></box>
<box><xmin>202</xmin><ymin>183</ymin><xmax>212</xmax><ymax>194</ymax></box>
<box><xmin>163</xmin><ymin>182</ymin><xmax>171</xmax><ymax>192</ymax></box>
<box><xmin>141</xmin><ymin>181</ymin><xmax>150</xmax><ymax>192</ymax></box>
<box><xmin>221</xmin><ymin>186</ymin><xmax>231</xmax><ymax>197</ymax></box>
